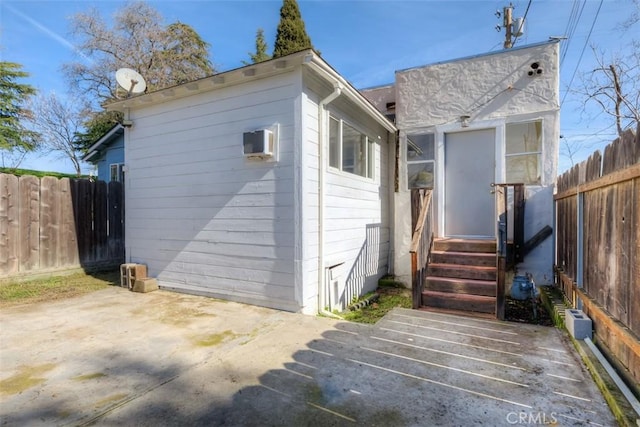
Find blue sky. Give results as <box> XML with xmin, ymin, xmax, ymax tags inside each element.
<box><xmin>1</xmin><ymin>0</ymin><xmax>637</xmax><ymax>174</ymax></box>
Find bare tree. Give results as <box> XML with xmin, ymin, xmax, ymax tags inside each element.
<box><xmin>620</xmin><ymin>0</ymin><xmax>640</xmax><ymax>29</ymax></box>
<box><xmin>29</xmin><ymin>93</ymin><xmax>86</xmax><ymax>176</ymax></box>
<box><xmin>578</xmin><ymin>44</ymin><xmax>640</xmax><ymax>137</ymax></box>
<box><xmin>63</xmin><ymin>1</ymin><xmax>214</xmax><ymax>105</ymax></box>
<box><xmin>1</xmin><ymin>145</ymin><xmax>32</xmax><ymax>170</ymax></box>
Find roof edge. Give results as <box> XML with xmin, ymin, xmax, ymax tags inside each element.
<box><xmin>82</xmin><ymin>123</ymin><xmax>124</xmax><ymax>162</ymax></box>
<box><xmin>396</xmin><ymin>40</ymin><xmax>560</xmax><ymax>75</ymax></box>
<box><xmin>304</xmin><ymin>52</ymin><xmax>397</xmax><ymax>133</ymax></box>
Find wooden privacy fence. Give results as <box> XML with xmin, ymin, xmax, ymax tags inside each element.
<box><xmin>0</xmin><ymin>174</ymin><xmax>124</xmax><ymax>278</ymax></box>
<box><xmin>554</xmin><ymin>126</ymin><xmax>639</xmax><ymax>384</ymax></box>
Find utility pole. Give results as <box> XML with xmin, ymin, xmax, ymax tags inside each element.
<box><xmin>503</xmin><ymin>4</ymin><xmax>513</xmax><ymax>49</ymax></box>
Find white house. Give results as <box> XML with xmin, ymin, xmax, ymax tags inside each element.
<box><xmin>108</xmin><ymin>41</ymin><xmax>560</xmax><ymax>317</ymax></box>
<box><xmin>106</xmin><ymin>50</ymin><xmax>396</xmax><ymax>315</ymax></box>
<box><xmin>363</xmin><ymin>40</ymin><xmax>560</xmax><ymax>312</ymax></box>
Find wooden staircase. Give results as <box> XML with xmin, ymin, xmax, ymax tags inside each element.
<box><xmin>422</xmin><ymin>238</ymin><xmax>497</xmax><ymax>315</ymax></box>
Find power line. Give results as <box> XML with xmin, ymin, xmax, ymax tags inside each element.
<box><xmin>560</xmin><ymin>0</ymin><xmax>587</xmax><ymax>66</ymax></box>
<box><xmin>560</xmin><ymin>0</ymin><xmax>580</xmax><ymax>62</ymax></box>
<box><xmin>560</xmin><ymin>0</ymin><xmax>604</xmax><ymax>108</ymax></box>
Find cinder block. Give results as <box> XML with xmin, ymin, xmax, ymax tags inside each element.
<box><xmin>565</xmin><ymin>309</ymin><xmax>593</xmax><ymax>340</ymax></box>
<box><xmin>120</xmin><ymin>263</ymin><xmax>148</xmax><ymax>289</ymax></box>
<box><xmin>132</xmin><ymin>278</ymin><xmax>158</xmax><ymax>293</ymax></box>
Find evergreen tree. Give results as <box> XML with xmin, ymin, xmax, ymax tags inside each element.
<box><xmin>273</xmin><ymin>0</ymin><xmax>313</xmax><ymax>58</ymax></box>
<box><xmin>0</xmin><ymin>62</ymin><xmax>39</xmax><ymax>152</ymax></box>
<box><xmin>246</xmin><ymin>28</ymin><xmax>271</xmax><ymax>64</ymax></box>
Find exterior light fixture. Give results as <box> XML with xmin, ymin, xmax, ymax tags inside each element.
<box><xmin>460</xmin><ymin>115</ymin><xmax>471</xmax><ymax>127</ymax></box>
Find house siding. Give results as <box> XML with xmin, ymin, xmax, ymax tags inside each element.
<box><xmin>94</xmin><ymin>137</ymin><xmax>124</xmax><ymax>183</ymax></box>
<box><xmin>124</xmin><ymin>71</ymin><xmax>300</xmax><ymax>311</ymax></box>
<box><xmin>302</xmin><ymin>69</ymin><xmax>392</xmax><ymax>311</ymax></box>
<box><xmin>394</xmin><ymin>42</ymin><xmax>560</xmax><ymax>285</ymax></box>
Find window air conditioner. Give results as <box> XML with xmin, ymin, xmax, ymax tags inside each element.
<box><xmin>243</xmin><ymin>129</ymin><xmax>274</xmax><ymax>158</ymax></box>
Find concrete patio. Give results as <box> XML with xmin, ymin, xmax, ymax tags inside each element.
<box><xmin>0</xmin><ymin>287</ymin><xmax>615</xmax><ymax>426</ymax></box>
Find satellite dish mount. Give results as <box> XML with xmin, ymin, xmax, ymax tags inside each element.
<box><xmin>115</xmin><ymin>68</ymin><xmax>147</xmax><ymax>98</ymax></box>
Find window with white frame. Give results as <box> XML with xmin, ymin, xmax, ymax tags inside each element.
<box><xmin>110</xmin><ymin>163</ymin><xmax>124</xmax><ymax>182</ymax></box>
<box><xmin>407</xmin><ymin>133</ymin><xmax>435</xmax><ymax>189</ymax></box>
<box><xmin>329</xmin><ymin>116</ymin><xmax>375</xmax><ymax>179</ymax></box>
<box><xmin>505</xmin><ymin>121</ymin><xmax>542</xmax><ymax>185</ymax></box>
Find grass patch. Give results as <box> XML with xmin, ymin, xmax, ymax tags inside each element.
<box><xmin>341</xmin><ymin>284</ymin><xmax>411</xmax><ymax>324</ymax></box>
<box><xmin>0</xmin><ymin>363</ymin><xmax>57</xmax><ymax>396</ymax></box>
<box><xmin>192</xmin><ymin>330</ymin><xmax>238</xmax><ymax>347</ymax></box>
<box><xmin>0</xmin><ymin>167</ymin><xmax>86</xmax><ymax>179</ymax></box>
<box><xmin>0</xmin><ymin>270</ymin><xmax>119</xmax><ymax>307</ymax></box>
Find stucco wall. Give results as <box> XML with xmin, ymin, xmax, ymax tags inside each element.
<box><xmin>394</xmin><ymin>42</ymin><xmax>560</xmax><ymax>286</ymax></box>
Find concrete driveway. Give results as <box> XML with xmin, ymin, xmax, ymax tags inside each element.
<box><xmin>1</xmin><ymin>287</ymin><xmax>615</xmax><ymax>426</ymax></box>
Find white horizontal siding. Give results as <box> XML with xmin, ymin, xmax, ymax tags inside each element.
<box><xmin>301</xmin><ymin>69</ymin><xmax>392</xmax><ymax>311</ymax></box>
<box><xmin>125</xmin><ymin>71</ymin><xmax>300</xmax><ymax>311</ymax></box>
<box><xmin>298</xmin><ymin>90</ymin><xmax>321</xmax><ymax>313</ymax></box>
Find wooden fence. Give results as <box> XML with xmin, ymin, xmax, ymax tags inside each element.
<box><xmin>554</xmin><ymin>126</ymin><xmax>639</xmax><ymax>385</ymax></box>
<box><xmin>0</xmin><ymin>174</ymin><xmax>124</xmax><ymax>279</ymax></box>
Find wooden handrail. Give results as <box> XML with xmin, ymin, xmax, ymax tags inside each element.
<box><xmin>410</xmin><ymin>189</ymin><xmax>434</xmax><ymax>309</ymax></box>
<box><xmin>410</xmin><ymin>191</ymin><xmax>432</xmax><ymax>253</ymax></box>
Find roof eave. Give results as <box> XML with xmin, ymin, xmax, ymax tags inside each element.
<box><xmin>304</xmin><ymin>53</ymin><xmax>397</xmax><ymax>134</ymax></box>
<box><xmin>104</xmin><ymin>50</ymin><xmax>314</xmax><ymax>112</ymax></box>
<box><xmin>82</xmin><ymin>124</ymin><xmax>124</xmax><ymax>162</ymax></box>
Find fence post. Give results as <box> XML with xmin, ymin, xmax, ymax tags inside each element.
<box><xmin>576</xmin><ymin>191</ymin><xmax>584</xmax><ymax>310</ymax></box>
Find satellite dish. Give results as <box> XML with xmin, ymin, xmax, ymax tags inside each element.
<box><xmin>115</xmin><ymin>68</ymin><xmax>146</xmax><ymax>97</ymax></box>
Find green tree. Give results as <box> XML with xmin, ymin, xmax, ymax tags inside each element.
<box><xmin>73</xmin><ymin>110</ymin><xmax>123</xmax><ymax>152</ymax></box>
<box><xmin>246</xmin><ymin>28</ymin><xmax>271</xmax><ymax>64</ymax></box>
<box><xmin>0</xmin><ymin>62</ymin><xmax>39</xmax><ymax>153</ymax></box>
<box><xmin>272</xmin><ymin>0</ymin><xmax>314</xmax><ymax>58</ymax></box>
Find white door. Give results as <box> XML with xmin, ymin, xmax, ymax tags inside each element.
<box><xmin>444</xmin><ymin>129</ymin><xmax>495</xmax><ymax>238</ymax></box>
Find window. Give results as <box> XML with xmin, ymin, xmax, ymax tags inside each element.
<box><xmin>505</xmin><ymin>121</ymin><xmax>542</xmax><ymax>185</ymax></box>
<box><xmin>328</xmin><ymin>116</ymin><xmax>375</xmax><ymax>179</ymax></box>
<box><xmin>407</xmin><ymin>133</ymin><xmax>435</xmax><ymax>188</ymax></box>
<box><xmin>110</xmin><ymin>163</ymin><xmax>124</xmax><ymax>182</ymax></box>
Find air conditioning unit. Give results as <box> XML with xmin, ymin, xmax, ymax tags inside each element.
<box><xmin>243</xmin><ymin>129</ymin><xmax>274</xmax><ymax>158</ymax></box>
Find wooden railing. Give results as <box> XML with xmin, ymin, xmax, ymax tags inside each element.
<box><xmin>410</xmin><ymin>188</ymin><xmax>434</xmax><ymax>309</ymax></box>
<box><xmin>493</xmin><ymin>182</ymin><xmax>525</xmax><ymax>320</ymax></box>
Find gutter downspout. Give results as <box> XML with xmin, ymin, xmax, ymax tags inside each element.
<box><xmin>317</xmin><ymin>81</ymin><xmax>343</xmax><ymax>319</ymax></box>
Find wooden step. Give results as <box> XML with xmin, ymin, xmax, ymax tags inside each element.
<box><xmin>418</xmin><ymin>306</ymin><xmax>497</xmax><ymax>320</ymax></box>
<box><xmin>427</xmin><ymin>263</ymin><xmax>497</xmax><ymax>281</ymax></box>
<box><xmin>422</xmin><ymin>290</ymin><xmax>495</xmax><ymax>314</ymax></box>
<box><xmin>431</xmin><ymin>250</ymin><xmax>496</xmax><ymax>267</ymax></box>
<box><xmin>434</xmin><ymin>238</ymin><xmax>496</xmax><ymax>253</ymax></box>
<box><xmin>425</xmin><ymin>276</ymin><xmax>496</xmax><ymax>297</ymax></box>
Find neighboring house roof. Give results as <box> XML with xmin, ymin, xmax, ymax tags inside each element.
<box><xmin>105</xmin><ymin>49</ymin><xmax>396</xmax><ymax>134</ymax></box>
<box><xmin>82</xmin><ymin>124</ymin><xmax>124</xmax><ymax>163</ymax></box>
